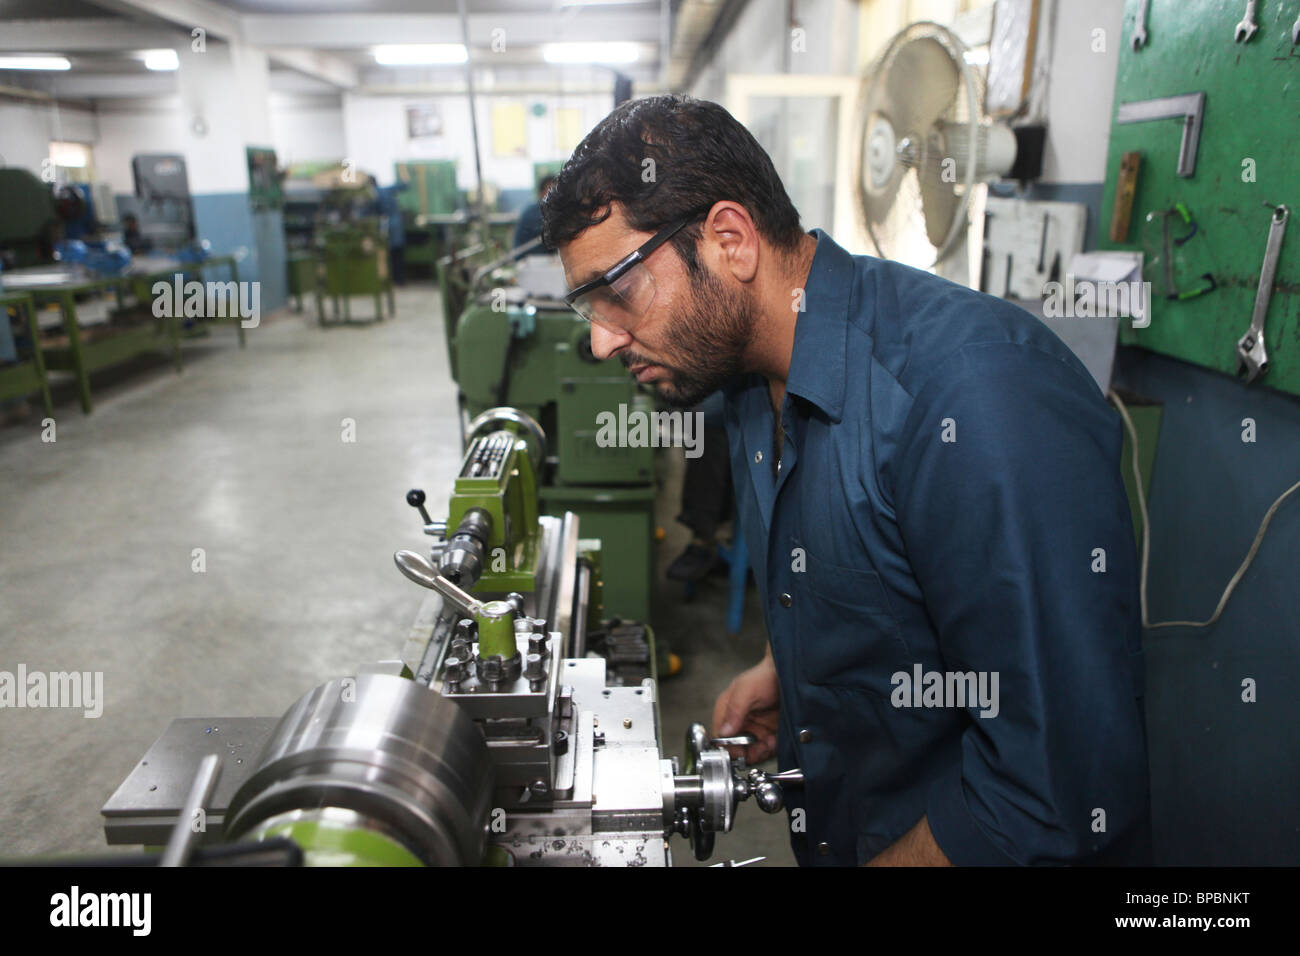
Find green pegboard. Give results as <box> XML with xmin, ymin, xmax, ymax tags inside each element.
<box><xmin>1099</xmin><ymin>0</ymin><xmax>1300</xmax><ymax>397</ymax></box>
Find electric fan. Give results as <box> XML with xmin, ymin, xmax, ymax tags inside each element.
<box><xmin>855</xmin><ymin>21</ymin><xmax>1020</xmax><ymax>269</ymax></box>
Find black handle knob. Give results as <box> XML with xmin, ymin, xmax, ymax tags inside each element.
<box><xmin>406</xmin><ymin>488</ymin><xmax>432</xmax><ymax>525</ymax></box>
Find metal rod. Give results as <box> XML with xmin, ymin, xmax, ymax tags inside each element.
<box><xmin>572</xmin><ymin>560</ymin><xmax>591</xmax><ymax>659</ymax></box>
<box><xmin>457</xmin><ymin>0</ymin><xmax>486</xmax><ymax>220</ymax></box>
<box><xmin>160</xmin><ymin>753</ymin><xmax>220</xmax><ymax>867</ymax></box>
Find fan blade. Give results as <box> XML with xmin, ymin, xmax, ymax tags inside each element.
<box><xmin>882</xmin><ymin>36</ymin><xmax>961</xmax><ymax>143</ymax></box>
<box><xmin>860</xmin><ymin>166</ymin><xmax>903</xmax><ymax>252</ymax></box>
<box><xmin>919</xmin><ymin>140</ymin><xmax>961</xmax><ymax>250</ymax></box>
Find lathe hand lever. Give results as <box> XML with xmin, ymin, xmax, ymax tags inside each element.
<box><xmin>393</xmin><ymin>550</ymin><xmax>481</xmax><ymax>618</ymax></box>
<box><xmin>406</xmin><ymin>489</ymin><xmax>432</xmax><ymax>524</ymax></box>
<box><xmin>737</xmin><ymin>766</ymin><xmax>804</xmax><ymax>814</ymax></box>
<box><xmin>406</xmin><ymin>489</ymin><xmax>447</xmax><ymax>538</ymax></box>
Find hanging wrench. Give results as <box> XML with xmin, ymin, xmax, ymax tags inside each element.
<box><xmin>1132</xmin><ymin>0</ymin><xmax>1150</xmax><ymax>49</ymax></box>
<box><xmin>1235</xmin><ymin>0</ymin><xmax>1258</xmax><ymax>42</ymax></box>
<box><xmin>1236</xmin><ymin>204</ymin><xmax>1289</xmax><ymax>384</ymax></box>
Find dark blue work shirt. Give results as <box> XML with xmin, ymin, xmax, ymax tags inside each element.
<box><xmin>723</xmin><ymin>229</ymin><xmax>1150</xmax><ymax>866</ymax></box>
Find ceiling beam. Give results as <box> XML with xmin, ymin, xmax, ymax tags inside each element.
<box><xmin>240</xmin><ymin>12</ymin><xmax>663</xmax><ymax>48</ymax></box>
<box><xmin>80</xmin><ymin>0</ymin><xmax>359</xmax><ymax>88</ymax></box>
<box><xmin>46</xmin><ymin>73</ymin><xmax>178</xmax><ymax>98</ymax></box>
<box><xmin>267</xmin><ymin>48</ymin><xmax>359</xmax><ymax>90</ymax></box>
<box><xmin>0</xmin><ymin>18</ymin><xmax>181</xmax><ymax>52</ymax></box>
<box><xmin>85</xmin><ymin>0</ymin><xmax>242</xmax><ymax>39</ymax></box>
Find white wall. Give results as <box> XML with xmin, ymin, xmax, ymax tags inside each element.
<box><xmin>93</xmin><ymin>99</ymin><xmax>189</xmax><ymax>193</ymax></box>
<box><xmin>1040</xmin><ymin>0</ymin><xmax>1124</xmax><ymax>184</ymax></box>
<box><xmin>0</xmin><ymin>99</ymin><xmax>98</xmax><ymax>176</ymax></box>
<box><xmin>269</xmin><ymin>93</ymin><xmax>346</xmax><ymax>167</ymax></box>
<box><xmin>341</xmin><ymin>90</ymin><xmax>612</xmax><ymax>191</ymax></box>
<box><xmin>691</xmin><ymin>0</ymin><xmax>861</xmax><ymax>103</ymax></box>
<box><xmin>175</xmin><ymin>41</ymin><xmax>266</xmax><ymax>193</ymax></box>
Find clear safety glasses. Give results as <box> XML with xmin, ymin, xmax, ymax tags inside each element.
<box><xmin>563</xmin><ymin>215</ymin><xmax>701</xmax><ymax>330</ymax></box>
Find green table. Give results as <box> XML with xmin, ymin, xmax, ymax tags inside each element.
<box><xmin>0</xmin><ymin>291</ymin><xmax>54</xmax><ymax>418</ymax></box>
<box><xmin>3</xmin><ymin>267</ymin><xmax>179</xmax><ymax>415</ymax></box>
<box><xmin>127</xmin><ymin>255</ymin><xmax>246</xmax><ymax>348</ymax></box>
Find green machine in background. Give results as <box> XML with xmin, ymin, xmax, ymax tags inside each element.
<box><xmin>281</xmin><ymin>166</ymin><xmax>395</xmax><ymax>324</ymax></box>
<box><xmin>0</xmin><ymin>168</ymin><xmax>58</xmax><ymax>269</ymax></box>
<box><xmin>532</xmin><ymin>161</ymin><xmax>565</xmax><ymax>187</ymax></box>
<box><xmin>395</xmin><ymin>160</ymin><xmax>460</xmax><ymax>277</ymax></box>
<box><xmin>447</xmin><ymin>253</ymin><xmax>656</xmax><ymax>623</ymax></box>
<box><xmin>316</xmin><ymin>217</ymin><xmax>393</xmax><ymax>324</ymax></box>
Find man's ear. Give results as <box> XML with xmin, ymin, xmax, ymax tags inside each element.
<box><xmin>704</xmin><ymin>203</ymin><xmax>759</xmax><ymax>283</ymax></box>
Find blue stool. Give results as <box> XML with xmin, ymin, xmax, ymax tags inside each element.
<box><xmin>683</xmin><ymin>519</ymin><xmax>748</xmax><ymax>635</ymax></box>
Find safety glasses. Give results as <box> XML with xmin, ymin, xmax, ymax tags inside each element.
<box><xmin>563</xmin><ymin>215</ymin><xmax>702</xmax><ymax>330</ymax></box>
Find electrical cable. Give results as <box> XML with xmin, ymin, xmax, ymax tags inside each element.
<box><xmin>1108</xmin><ymin>388</ymin><xmax>1300</xmax><ymax>629</ymax></box>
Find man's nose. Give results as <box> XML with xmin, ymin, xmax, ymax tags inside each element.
<box><xmin>588</xmin><ymin>322</ymin><xmax>629</xmax><ymax>361</ymax></box>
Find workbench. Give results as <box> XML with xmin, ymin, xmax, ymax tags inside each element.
<box><xmin>0</xmin><ymin>266</ymin><xmax>177</xmax><ymax>414</ymax></box>
<box><xmin>0</xmin><ymin>291</ymin><xmax>54</xmax><ymax>418</ymax></box>
<box><xmin>126</xmin><ymin>255</ymin><xmax>246</xmax><ymax>348</ymax></box>
<box><xmin>0</xmin><ymin>258</ymin><xmax>252</xmax><ymax>414</ymax></box>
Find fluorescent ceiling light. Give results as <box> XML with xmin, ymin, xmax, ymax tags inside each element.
<box><xmin>373</xmin><ymin>44</ymin><xmax>467</xmax><ymax>66</ymax></box>
<box><xmin>142</xmin><ymin>49</ymin><xmax>179</xmax><ymax>71</ymax></box>
<box><xmin>542</xmin><ymin>42</ymin><xmax>639</xmax><ymax>65</ymax></box>
<box><xmin>0</xmin><ymin>56</ymin><xmax>71</xmax><ymax>71</ymax></box>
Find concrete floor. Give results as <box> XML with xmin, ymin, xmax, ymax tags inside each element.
<box><xmin>0</xmin><ymin>283</ymin><xmax>794</xmax><ymax>866</ymax></box>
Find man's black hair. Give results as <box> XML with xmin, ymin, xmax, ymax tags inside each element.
<box><xmin>540</xmin><ymin>94</ymin><xmax>803</xmax><ymax>275</ymax></box>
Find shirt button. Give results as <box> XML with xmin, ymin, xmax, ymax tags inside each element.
<box><xmin>817</xmin><ymin>842</ymin><xmax>830</xmax><ymax>856</ymax></box>
<box><xmin>754</xmin><ymin>450</ymin><xmax>763</xmax><ymax>464</ymax></box>
<box><xmin>779</xmin><ymin>592</ymin><xmax>792</xmax><ymax>608</ymax></box>
<box><xmin>799</xmin><ymin>728</ymin><xmax>813</xmax><ymax>744</ymax></box>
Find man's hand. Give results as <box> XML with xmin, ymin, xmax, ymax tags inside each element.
<box><xmin>712</xmin><ymin>646</ymin><xmax>781</xmax><ymax>765</ymax></box>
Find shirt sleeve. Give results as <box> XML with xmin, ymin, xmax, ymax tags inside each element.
<box><xmin>889</xmin><ymin>340</ymin><xmax>1148</xmax><ymax>865</ymax></box>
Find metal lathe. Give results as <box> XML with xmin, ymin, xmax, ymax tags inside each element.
<box><xmin>101</xmin><ymin>408</ymin><xmax>798</xmax><ymax>866</ymax></box>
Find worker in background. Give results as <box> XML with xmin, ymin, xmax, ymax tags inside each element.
<box><xmin>121</xmin><ymin>214</ymin><xmax>152</xmax><ymax>255</ymax></box>
<box><xmin>513</xmin><ymin>175</ymin><xmax>556</xmax><ymax>250</ymax></box>
<box><xmin>541</xmin><ymin>94</ymin><xmax>1150</xmax><ymax>867</ymax></box>
<box><xmin>666</xmin><ymin>390</ymin><xmax>732</xmax><ymax>584</ymax></box>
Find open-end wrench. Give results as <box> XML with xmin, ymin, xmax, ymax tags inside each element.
<box><xmin>1235</xmin><ymin>0</ymin><xmax>1258</xmax><ymax>42</ymax></box>
<box><xmin>1132</xmin><ymin>0</ymin><xmax>1150</xmax><ymax>49</ymax></box>
<box><xmin>1236</xmin><ymin>204</ymin><xmax>1289</xmax><ymax>384</ymax></box>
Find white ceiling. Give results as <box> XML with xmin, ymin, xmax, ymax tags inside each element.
<box><xmin>0</xmin><ymin>0</ymin><xmax>679</xmax><ymax>96</ymax></box>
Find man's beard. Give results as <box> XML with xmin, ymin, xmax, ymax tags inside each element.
<box><xmin>620</xmin><ymin>265</ymin><xmax>756</xmax><ymax>409</ymax></box>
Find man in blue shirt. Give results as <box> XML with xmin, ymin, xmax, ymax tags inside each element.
<box><xmin>541</xmin><ymin>94</ymin><xmax>1149</xmax><ymax>866</ymax></box>
<box><xmin>514</xmin><ymin>175</ymin><xmax>557</xmax><ymax>250</ymax></box>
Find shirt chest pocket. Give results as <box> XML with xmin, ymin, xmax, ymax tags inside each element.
<box><xmin>793</xmin><ymin>551</ymin><xmax>910</xmax><ymax>695</ymax></box>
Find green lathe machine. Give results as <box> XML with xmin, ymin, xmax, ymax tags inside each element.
<box><xmin>100</xmin><ymin>406</ymin><xmax>797</xmax><ymax>866</ymax></box>
<box><xmin>446</xmin><ymin>251</ymin><xmax>657</xmax><ymax>623</ymax></box>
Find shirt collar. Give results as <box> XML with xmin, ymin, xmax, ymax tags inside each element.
<box><xmin>786</xmin><ymin>228</ymin><xmax>854</xmax><ymax>423</ymax></box>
